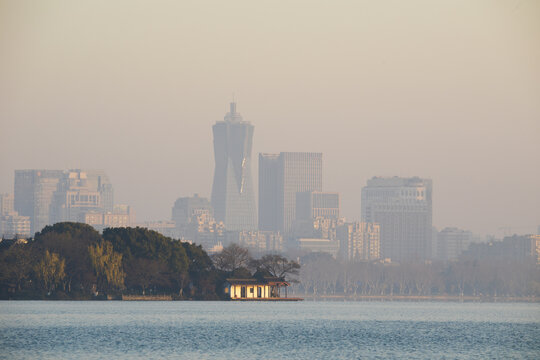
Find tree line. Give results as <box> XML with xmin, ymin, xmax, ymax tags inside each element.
<box><xmin>294</xmin><ymin>253</ymin><xmax>540</xmax><ymax>298</ymax></box>
<box><xmin>0</xmin><ymin>222</ymin><xmax>300</xmax><ymax>300</ymax></box>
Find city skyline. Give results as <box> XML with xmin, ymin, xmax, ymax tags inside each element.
<box><xmin>1</xmin><ymin>1</ymin><xmax>539</xmax><ymax>237</ymax></box>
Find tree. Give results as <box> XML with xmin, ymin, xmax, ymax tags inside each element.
<box><xmin>212</xmin><ymin>243</ymin><xmax>251</xmax><ymax>273</ymax></box>
<box><xmin>253</xmin><ymin>254</ymin><xmax>300</xmax><ymax>281</ymax></box>
<box><xmin>88</xmin><ymin>241</ymin><xmax>125</xmax><ymax>293</ymax></box>
<box><xmin>0</xmin><ymin>244</ymin><xmax>37</xmax><ymax>291</ymax></box>
<box><xmin>33</xmin><ymin>222</ymin><xmax>101</xmax><ymax>293</ymax></box>
<box><xmin>34</xmin><ymin>250</ymin><xmax>66</xmax><ymax>293</ymax></box>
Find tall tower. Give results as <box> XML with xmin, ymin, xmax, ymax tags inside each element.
<box><xmin>211</xmin><ymin>102</ymin><xmax>257</xmax><ymax>231</ymax></box>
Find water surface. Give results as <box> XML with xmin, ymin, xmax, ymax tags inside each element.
<box><xmin>1</xmin><ymin>301</ymin><xmax>539</xmax><ymax>359</ymax></box>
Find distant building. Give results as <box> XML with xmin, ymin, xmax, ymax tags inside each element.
<box><xmin>185</xmin><ymin>212</ymin><xmax>226</xmax><ymax>250</ymax></box>
<box><xmin>14</xmin><ymin>169</ymin><xmax>114</xmax><ymax>234</ymax></box>
<box><xmin>211</xmin><ymin>102</ymin><xmax>257</xmax><ymax>231</ymax></box>
<box><xmin>298</xmin><ymin>238</ymin><xmax>340</xmax><ymax>258</ymax></box>
<box><xmin>258</xmin><ymin>152</ymin><xmax>322</xmax><ymax>237</ymax></box>
<box><xmin>293</xmin><ymin>217</ymin><xmax>342</xmax><ymax>241</ymax></box>
<box><xmin>0</xmin><ymin>212</ymin><xmax>31</xmax><ymax>238</ymax></box>
<box><xmin>171</xmin><ymin>194</ymin><xmax>213</xmax><ymax>236</ymax></box>
<box><xmin>465</xmin><ymin>234</ymin><xmax>540</xmax><ymax>263</ymax></box>
<box><xmin>226</xmin><ymin>230</ymin><xmax>283</xmax><ymax>254</ymax></box>
<box><xmin>337</xmin><ymin>222</ymin><xmax>380</xmax><ymax>261</ymax></box>
<box><xmin>361</xmin><ymin>176</ymin><xmax>432</xmax><ymax>262</ymax></box>
<box><xmin>137</xmin><ymin>221</ymin><xmax>178</xmax><ymax>239</ymax></box>
<box><xmin>0</xmin><ymin>193</ymin><xmax>14</xmax><ymax>215</ymax></box>
<box><xmin>14</xmin><ymin>170</ymin><xmax>63</xmax><ymax>233</ymax></box>
<box><xmin>437</xmin><ymin>227</ymin><xmax>471</xmax><ymax>262</ymax></box>
<box><xmin>296</xmin><ymin>191</ymin><xmax>339</xmax><ymax>221</ymax></box>
<box><xmin>82</xmin><ymin>205</ymin><xmax>135</xmax><ymax>232</ymax></box>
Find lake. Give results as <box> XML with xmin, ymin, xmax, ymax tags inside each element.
<box><xmin>1</xmin><ymin>301</ymin><xmax>539</xmax><ymax>359</ymax></box>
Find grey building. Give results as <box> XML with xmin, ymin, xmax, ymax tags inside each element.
<box><xmin>361</xmin><ymin>176</ymin><xmax>432</xmax><ymax>262</ymax></box>
<box><xmin>296</xmin><ymin>191</ymin><xmax>339</xmax><ymax>221</ymax></box>
<box><xmin>437</xmin><ymin>227</ymin><xmax>472</xmax><ymax>262</ymax></box>
<box><xmin>14</xmin><ymin>169</ymin><xmax>113</xmax><ymax>234</ymax></box>
<box><xmin>172</xmin><ymin>194</ymin><xmax>213</xmax><ymax>234</ymax></box>
<box><xmin>259</xmin><ymin>152</ymin><xmax>322</xmax><ymax>237</ymax></box>
<box><xmin>14</xmin><ymin>170</ymin><xmax>63</xmax><ymax>234</ymax></box>
<box><xmin>211</xmin><ymin>102</ymin><xmax>257</xmax><ymax>231</ymax></box>
<box><xmin>0</xmin><ymin>194</ymin><xmax>14</xmax><ymax>216</ymax></box>
<box><xmin>49</xmin><ymin>170</ymin><xmax>114</xmax><ymax>225</ymax></box>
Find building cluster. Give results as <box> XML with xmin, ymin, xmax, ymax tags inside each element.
<box><xmin>2</xmin><ymin>169</ymin><xmax>134</xmax><ymax>238</ymax></box>
<box><xmin>5</xmin><ymin>102</ymin><xmax>539</xmax><ymax>264</ymax></box>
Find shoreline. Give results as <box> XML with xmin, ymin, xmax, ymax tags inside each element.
<box><xmin>1</xmin><ymin>295</ymin><xmax>539</xmax><ymax>302</ymax></box>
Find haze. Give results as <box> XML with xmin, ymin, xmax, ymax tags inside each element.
<box><xmin>1</xmin><ymin>0</ymin><xmax>539</xmax><ymax>237</ymax></box>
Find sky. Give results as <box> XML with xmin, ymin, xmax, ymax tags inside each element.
<box><xmin>1</xmin><ymin>0</ymin><xmax>539</xmax><ymax>237</ymax></box>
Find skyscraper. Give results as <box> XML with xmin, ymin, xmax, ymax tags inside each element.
<box><xmin>211</xmin><ymin>102</ymin><xmax>257</xmax><ymax>231</ymax></box>
<box><xmin>361</xmin><ymin>176</ymin><xmax>432</xmax><ymax>262</ymax></box>
<box><xmin>258</xmin><ymin>152</ymin><xmax>322</xmax><ymax>237</ymax></box>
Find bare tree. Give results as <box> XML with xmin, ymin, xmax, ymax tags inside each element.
<box><xmin>253</xmin><ymin>254</ymin><xmax>300</xmax><ymax>280</ymax></box>
<box><xmin>212</xmin><ymin>243</ymin><xmax>251</xmax><ymax>273</ymax></box>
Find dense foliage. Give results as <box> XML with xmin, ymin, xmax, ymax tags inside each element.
<box><xmin>0</xmin><ymin>223</ymin><xmax>221</xmax><ymax>300</ymax></box>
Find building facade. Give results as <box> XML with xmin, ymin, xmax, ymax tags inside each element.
<box><xmin>172</xmin><ymin>194</ymin><xmax>213</xmax><ymax>236</ymax></box>
<box><xmin>337</xmin><ymin>222</ymin><xmax>380</xmax><ymax>261</ymax></box>
<box><xmin>14</xmin><ymin>169</ymin><xmax>114</xmax><ymax>234</ymax></box>
<box><xmin>258</xmin><ymin>152</ymin><xmax>322</xmax><ymax>237</ymax></box>
<box><xmin>0</xmin><ymin>194</ymin><xmax>14</xmax><ymax>216</ymax></box>
<box><xmin>211</xmin><ymin>102</ymin><xmax>257</xmax><ymax>231</ymax></box>
<box><xmin>14</xmin><ymin>170</ymin><xmax>64</xmax><ymax>234</ymax></box>
<box><xmin>361</xmin><ymin>176</ymin><xmax>432</xmax><ymax>262</ymax></box>
<box><xmin>437</xmin><ymin>227</ymin><xmax>471</xmax><ymax>262</ymax></box>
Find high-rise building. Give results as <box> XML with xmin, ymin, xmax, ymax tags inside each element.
<box><xmin>14</xmin><ymin>170</ymin><xmax>63</xmax><ymax>234</ymax></box>
<box><xmin>258</xmin><ymin>152</ymin><xmax>322</xmax><ymax>237</ymax></box>
<box><xmin>14</xmin><ymin>169</ymin><xmax>114</xmax><ymax>234</ymax></box>
<box><xmin>437</xmin><ymin>227</ymin><xmax>471</xmax><ymax>262</ymax></box>
<box><xmin>211</xmin><ymin>102</ymin><xmax>257</xmax><ymax>231</ymax></box>
<box><xmin>0</xmin><ymin>214</ymin><xmax>31</xmax><ymax>238</ymax></box>
<box><xmin>361</xmin><ymin>176</ymin><xmax>432</xmax><ymax>262</ymax></box>
<box><xmin>50</xmin><ymin>170</ymin><xmax>114</xmax><ymax>225</ymax></box>
<box><xmin>0</xmin><ymin>194</ymin><xmax>14</xmax><ymax>215</ymax></box>
<box><xmin>296</xmin><ymin>191</ymin><xmax>339</xmax><ymax>221</ymax></box>
<box><xmin>337</xmin><ymin>222</ymin><xmax>380</xmax><ymax>261</ymax></box>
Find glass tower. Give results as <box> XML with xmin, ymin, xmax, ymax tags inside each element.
<box><xmin>258</xmin><ymin>152</ymin><xmax>323</xmax><ymax>237</ymax></box>
<box><xmin>211</xmin><ymin>102</ymin><xmax>257</xmax><ymax>231</ymax></box>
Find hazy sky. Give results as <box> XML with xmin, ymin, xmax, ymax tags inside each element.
<box><xmin>1</xmin><ymin>0</ymin><xmax>539</xmax><ymax>237</ymax></box>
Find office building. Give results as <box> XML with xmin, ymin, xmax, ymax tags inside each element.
<box><xmin>50</xmin><ymin>170</ymin><xmax>114</xmax><ymax>224</ymax></box>
<box><xmin>0</xmin><ymin>194</ymin><xmax>14</xmax><ymax>215</ymax></box>
<box><xmin>259</xmin><ymin>152</ymin><xmax>322</xmax><ymax>237</ymax></box>
<box><xmin>361</xmin><ymin>176</ymin><xmax>432</xmax><ymax>262</ymax></box>
<box><xmin>14</xmin><ymin>169</ymin><xmax>114</xmax><ymax>233</ymax></box>
<box><xmin>296</xmin><ymin>191</ymin><xmax>339</xmax><ymax>221</ymax></box>
<box><xmin>14</xmin><ymin>170</ymin><xmax>63</xmax><ymax>233</ymax></box>
<box><xmin>0</xmin><ymin>213</ymin><xmax>31</xmax><ymax>238</ymax></box>
<box><xmin>211</xmin><ymin>102</ymin><xmax>257</xmax><ymax>231</ymax></box>
<box><xmin>437</xmin><ymin>227</ymin><xmax>471</xmax><ymax>262</ymax></box>
<box><xmin>298</xmin><ymin>238</ymin><xmax>339</xmax><ymax>258</ymax></box>
<box><xmin>337</xmin><ymin>222</ymin><xmax>380</xmax><ymax>261</ymax></box>
<box><xmin>226</xmin><ymin>230</ymin><xmax>283</xmax><ymax>254</ymax></box>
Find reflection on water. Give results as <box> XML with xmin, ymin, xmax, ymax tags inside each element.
<box><xmin>1</xmin><ymin>301</ymin><xmax>539</xmax><ymax>359</ymax></box>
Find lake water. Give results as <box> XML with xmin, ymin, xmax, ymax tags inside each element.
<box><xmin>1</xmin><ymin>301</ymin><xmax>539</xmax><ymax>359</ymax></box>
